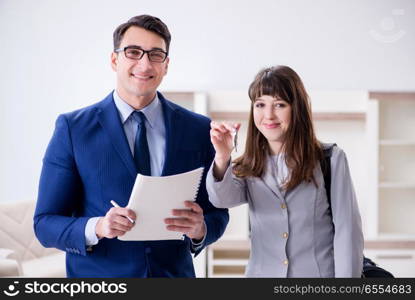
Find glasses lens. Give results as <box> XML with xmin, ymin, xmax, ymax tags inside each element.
<box><xmin>125</xmin><ymin>48</ymin><xmax>144</xmax><ymax>59</ymax></box>
<box><xmin>148</xmin><ymin>50</ymin><xmax>167</xmax><ymax>62</ymax></box>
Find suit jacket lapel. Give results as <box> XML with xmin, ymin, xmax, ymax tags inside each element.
<box><xmin>158</xmin><ymin>92</ymin><xmax>183</xmax><ymax>176</ymax></box>
<box><xmin>96</xmin><ymin>93</ymin><xmax>137</xmax><ymax>178</ymax></box>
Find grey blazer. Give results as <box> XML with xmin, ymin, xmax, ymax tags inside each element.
<box><xmin>206</xmin><ymin>146</ymin><xmax>363</xmax><ymax>277</ymax></box>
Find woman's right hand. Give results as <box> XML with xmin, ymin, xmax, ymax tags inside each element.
<box><xmin>210</xmin><ymin>121</ymin><xmax>240</xmax><ymax>178</ymax></box>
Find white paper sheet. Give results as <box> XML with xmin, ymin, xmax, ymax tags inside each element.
<box><xmin>118</xmin><ymin>167</ymin><xmax>204</xmax><ymax>241</ymax></box>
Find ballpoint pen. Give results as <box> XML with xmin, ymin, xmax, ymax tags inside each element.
<box><xmin>110</xmin><ymin>200</ymin><xmax>135</xmax><ymax>224</ymax></box>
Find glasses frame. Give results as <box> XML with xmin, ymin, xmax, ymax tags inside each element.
<box><xmin>114</xmin><ymin>46</ymin><xmax>168</xmax><ymax>63</ymax></box>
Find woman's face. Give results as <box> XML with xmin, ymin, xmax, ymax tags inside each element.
<box><xmin>253</xmin><ymin>94</ymin><xmax>292</xmax><ymax>153</ymax></box>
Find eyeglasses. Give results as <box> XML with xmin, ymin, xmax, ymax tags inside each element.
<box><xmin>114</xmin><ymin>46</ymin><xmax>168</xmax><ymax>63</ymax></box>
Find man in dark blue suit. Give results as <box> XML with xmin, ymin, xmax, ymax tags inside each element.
<box><xmin>34</xmin><ymin>15</ymin><xmax>229</xmax><ymax>277</ymax></box>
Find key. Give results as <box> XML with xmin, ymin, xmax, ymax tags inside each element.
<box><xmin>233</xmin><ymin>129</ymin><xmax>238</xmax><ymax>152</ymax></box>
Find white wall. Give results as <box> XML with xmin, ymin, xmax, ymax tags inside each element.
<box><xmin>0</xmin><ymin>0</ymin><xmax>414</xmax><ymax>204</ymax></box>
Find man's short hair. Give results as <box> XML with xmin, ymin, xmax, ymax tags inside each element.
<box><xmin>113</xmin><ymin>15</ymin><xmax>171</xmax><ymax>53</ymax></box>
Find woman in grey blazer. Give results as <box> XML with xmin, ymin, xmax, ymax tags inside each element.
<box><xmin>207</xmin><ymin>65</ymin><xmax>364</xmax><ymax>277</ymax></box>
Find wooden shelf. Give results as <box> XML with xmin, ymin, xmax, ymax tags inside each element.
<box><xmin>208</xmin><ymin>239</ymin><xmax>415</xmax><ymax>277</ymax></box>
<box><xmin>209</xmin><ymin>111</ymin><xmax>249</xmax><ymax>120</ymax></box>
<box><xmin>212</xmin><ymin>259</ymin><xmax>249</xmax><ymax>266</ymax></box>
<box><xmin>369</xmin><ymin>92</ymin><xmax>415</xmax><ymax>101</ymax></box>
<box><xmin>209</xmin><ymin>240</ymin><xmax>250</xmax><ymax>250</ymax></box>
<box><xmin>212</xmin><ymin>239</ymin><xmax>415</xmax><ymax>250</ymax></box>
<box><xmin>161</xmin><ymin>91</ymin><xmax>195</xmax><ymax>102</ymax></box>
<box><xmin>313</xmin><ymin>112</ymin><xmax>365</xmax><ymax>121</ymax></box>
<box><xmin>365</xmin><ymin>239</ymin><xmax>415</xmax><ymax>249</ymax></box>
<box><xmin>380</xmin><ymin>140</ymin><xmax>415</xmax><ymax>146</ymax></box>
<box><xmin>379</xmin><ymin>182</ymin><xmax>415</xmax><ymax>188</ymax></box>
<box><xmin>208</xmin><ymin>240</ymin><xmax>250</xmax><ymax>278</ymax></box>
<box><xmin>209</xmin><ymin>111</ymin><xmax>366</xmax><ymax>121</ymax></box>
<box><xmin>210</xmin><ymin>274</ymin><xmax>245</xmax><ymax>278</ymax></box>
<box><xmin>368</xmin><ymin>92</ymin><xmax>415</xmax><ymax>243</ymax></box>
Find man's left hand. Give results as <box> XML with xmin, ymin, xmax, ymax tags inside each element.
<box><xmin>165</xmin><ymin>201</ymin><xmax>206</xmax><ymax>240</ymax></box>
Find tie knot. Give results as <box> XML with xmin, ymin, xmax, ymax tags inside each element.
<box><xmin>132</xmin><ymin>111</ymin><xmax>146</xmax><ymax>125</ymax></box>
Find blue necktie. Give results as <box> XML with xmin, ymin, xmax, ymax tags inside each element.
<box><xmin>132</xmin><ymin>111</ymin><xmax>151</xmax><ymax>176</ymax></box>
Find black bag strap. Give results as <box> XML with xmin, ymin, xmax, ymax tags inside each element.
<box><xmin>321</xmin><ymin>143</ymin><xmax>336</xmax><ymax>210</ymax></box>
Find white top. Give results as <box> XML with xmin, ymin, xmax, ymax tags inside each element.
<box><xmin>270</xmin><ymin>154</ymin><xmax>290</xmax><ymax>188</ymax></box>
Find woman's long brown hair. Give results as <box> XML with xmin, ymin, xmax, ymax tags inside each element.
<box><xmin>233</xmin><ymin>65</ymin><xmax>323</xmax><ymax>191</ymax></box>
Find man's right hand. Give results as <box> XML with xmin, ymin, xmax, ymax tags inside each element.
<box><xmin>95</xmin><ymin>207</ymin><xmax>136</xmax><ymax>239</ymax></box>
